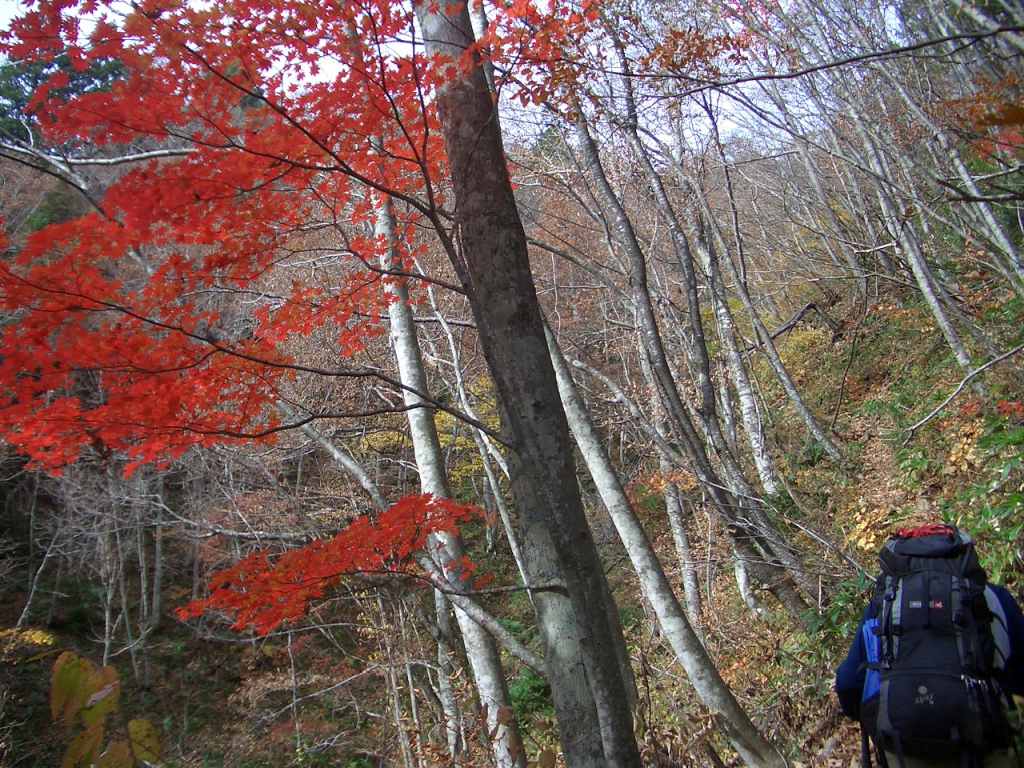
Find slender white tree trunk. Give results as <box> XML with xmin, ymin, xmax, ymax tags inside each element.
<box><xmin>377</xmin><ymin>192</ymin><xmax>525</xmax><ymax>768</ymax></box>
<box><xmin>545</xmin><ymin>323</ymin><xmax>789</xmax><ymax>768</ymax></box>
<box><xmin>664</xmin><ymin>479</ymin><xmax>704</xmax><ymax>636</ymax></box>
<box><xmin>420</xmin><ymin>279</ymin><xmax>532</xmax><ymax>596</ymax></box>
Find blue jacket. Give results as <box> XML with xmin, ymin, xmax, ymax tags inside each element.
<box><xmin>835</xmin><ymin>583</ymin><xmax>1024</xmax><ymax>719</ymax></box>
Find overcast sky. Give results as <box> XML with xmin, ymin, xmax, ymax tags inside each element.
<box><xmin>1</xmin><ymin>1</ymin><xmax>21</xmax><ymax>27</ymax></box>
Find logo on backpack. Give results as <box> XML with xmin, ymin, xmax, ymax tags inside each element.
<box><xmin>859</xmin><ymin>524</ymin><xmax>1014</xmax><ymax>767</ymax></box>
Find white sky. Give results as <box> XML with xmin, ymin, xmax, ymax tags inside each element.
<box><xmin>0</xmin><ymin>0</ymin><xmax>23</xmax><ymax>31</ymax></box>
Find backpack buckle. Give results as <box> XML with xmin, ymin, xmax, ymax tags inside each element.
<box><xmin>962</xmin><ymin>675</ymin><xmax>990</xmax><ymax>693</ymax></box>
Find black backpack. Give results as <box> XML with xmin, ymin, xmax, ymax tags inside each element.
<box><xmin>860</xmin><ymin>524</ymin><xmax>1015</xmax><ymax>768</ymax></box>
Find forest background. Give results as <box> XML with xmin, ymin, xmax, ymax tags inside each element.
<box><xmin>0</xmin><ymin>0</ymin><xmax>1022</xmax><ymax>766</ymax></box>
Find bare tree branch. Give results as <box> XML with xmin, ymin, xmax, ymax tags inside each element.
<box><xmin>903</xmin><ymin>343</ymin><xmax>1024</xmax><ymax>445</ymax></box>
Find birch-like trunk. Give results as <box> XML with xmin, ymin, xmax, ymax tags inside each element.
<box><xmin>848</xmin><ymin>114</ymin><xmax>986</xmax><ymax>397</ymax></box>
<box><xmin>827</xmin><ymin>0</ymin><xmax>1024</xmax><ymax>293</ymax></box>
<box><xmin>377</xmin><ymin>192</ymin><xmax>525</xmax><ymax>768</ymax></box>
<box><xmin>150</xmin><ymin>504</ymin><xmax>164</xmax><ymax>631</ymax></box>
<box><xmin>571</xmin><ymin>111</ymin><xmax>816</xmax><ymax>606</ymax></box>
<box><xmin>664</xmin><ymin>481</ymin><xmax>704</xmax><ymax>634</ymax></box>
<box><xmin>420</xmin><ymin>278</ymin><xmax>533</xmax><ymax>596</ymax></box>
<box><xmin>545</xmin><ymin>323</ymin><xmax>788</xmax><ymax>768</ymax></box>
<box><xmin>698</xmin><ymin>232</ymin><xmax>779</xmax><ymax>495</ymax></box>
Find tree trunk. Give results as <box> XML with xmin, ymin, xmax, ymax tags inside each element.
<box><xmin>414</xmin><ymin>3</ymin><xmax>643</xmax><ymax>764</ymax></box>
<box><xmin>378</xmin><ymin>190</ymin><xmax>525</xmax><ymax>768</ymax></box>
<box><xmin>546</xmin><ymin>322</ymin><xmax>789</xmax><ymax>768</ymax></box>
<box><xmin>664</xmin><ymin>481</ymin><xmax>704</xmax><ymax>636</ymax></box>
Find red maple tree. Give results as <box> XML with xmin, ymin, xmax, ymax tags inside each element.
<box><xmin>176</xmin><ymin>493</ymin><xmax>486</xmax><ymax>634</ymax></box>
<box><xmin>0</xmin><ymin>0</ymin><xmax>611</xmax><ymax>634</ymax></box>
<box><xmin>0</xmin><ymin>0</ymin><xmax>478</xmax><ymax>469</ymax></box>
<box><xmin>0</xmin><ymin>0</ymin><xmax>482</xmax><ymax>622</ymax></box>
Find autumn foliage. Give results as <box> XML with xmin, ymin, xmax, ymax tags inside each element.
<box><xmin>0</xmin><ymin>0</ymin><xmax>747</xmax><ymax>473</ymax></box>
<box><xmin>50</xmin><ymin>651</ymin><xmax>161</xmax><ymax>768</ymax></box>
<box><xmin>0</xmin><ymin>0</ymin><xmax>622</xmax><ymax>649</ymax></box>
<box><xmin>0</xmin><ymin>0</ymin><xmax>469</xmax><ymax>474</ymax></box>
<box><xmin>177</xmin><ymin>494</ymin><xmax>487</xmax><ymax>635</ymax></box>
<box><xmin>3</xmin><ymin>0</ymin><xmax>770</xmax><ymax>668</ymax></box>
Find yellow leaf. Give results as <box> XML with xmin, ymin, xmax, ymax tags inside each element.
<box><xmin>51</xmin><ymin>652</ymin><xmax>96</xmax><ymax>726</ymax></box>
<box><xmin>61</xmin><ymin>723</ymin><xmax>103</xmax><ymax>768</ymax></box>
<box><xmin>81</xmin><ymin>666</ymin><xmax>120</xmax><ymax>728</ymax></box>
<box><xmin>127</xmin><ymin>719</ymin><xmax>161</xmax><ymax>764</ymax></box>
<box><xmin>97</xmin><ymin>741</ymin><xmax>133</xmax><ymax>768</ymax></box>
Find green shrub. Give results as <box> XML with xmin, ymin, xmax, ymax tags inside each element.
<box><xmin>508</xmin><ymin>667</ymin><xmax>553</xmax><ymax>719</ymax></box>
<box><xmin>946</xmin><ymin>406</ymin><xmax>1024</xmax><ymax>585</ymax></box>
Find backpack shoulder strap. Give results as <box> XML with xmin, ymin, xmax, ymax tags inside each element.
<box><xmin>985</xmin><ymin>586</ymin><xmax>1010</xmax><ymax>671</ymax></box>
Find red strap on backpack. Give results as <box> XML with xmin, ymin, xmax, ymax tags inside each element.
<box><xmin>894</xmin><ymin>523</ymin><xmax>955</xmax><ymax>539</ymax></box>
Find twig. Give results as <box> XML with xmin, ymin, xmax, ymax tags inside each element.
<box><xmin>832</xmin><ymin>294</ymin><xmax>869</xmax><ymax>434</ymax></box>
<box><xmin>902</xmin><ymin>342</ymin><xmax>1024</xmax><ymax>446</ymax></box>
<box><xmin>745</xmin><ymin>302</ymin><xmax>841</xmax><ymax>352</ymax></box>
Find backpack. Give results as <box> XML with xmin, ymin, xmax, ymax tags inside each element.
<box><xmin>860</xmin><ymin>524</ymin><xmax>1015</xmax><ymax>768</ymax></box>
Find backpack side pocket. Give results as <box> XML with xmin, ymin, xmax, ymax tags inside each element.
<box><xmin>862</xmin><ymin>617</ymin><xmax>881</xmax><ymax>704</ymax></box>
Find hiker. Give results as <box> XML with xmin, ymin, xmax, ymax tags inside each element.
<box><xmin>835</xmin><ymin>523</ymin><xmax>1024</xmax><ymax>768</ymax></box>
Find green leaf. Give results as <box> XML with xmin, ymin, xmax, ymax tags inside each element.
<box><xmin>127</xmin><ymin>718</ymin><xmax>160</xmax><ymax>764</ymax></box>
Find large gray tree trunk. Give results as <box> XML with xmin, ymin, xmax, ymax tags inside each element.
<box><xmin>413</xmin><ymin>3</ymin><xmax>642</xmax><ymax>765</ymax></box>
